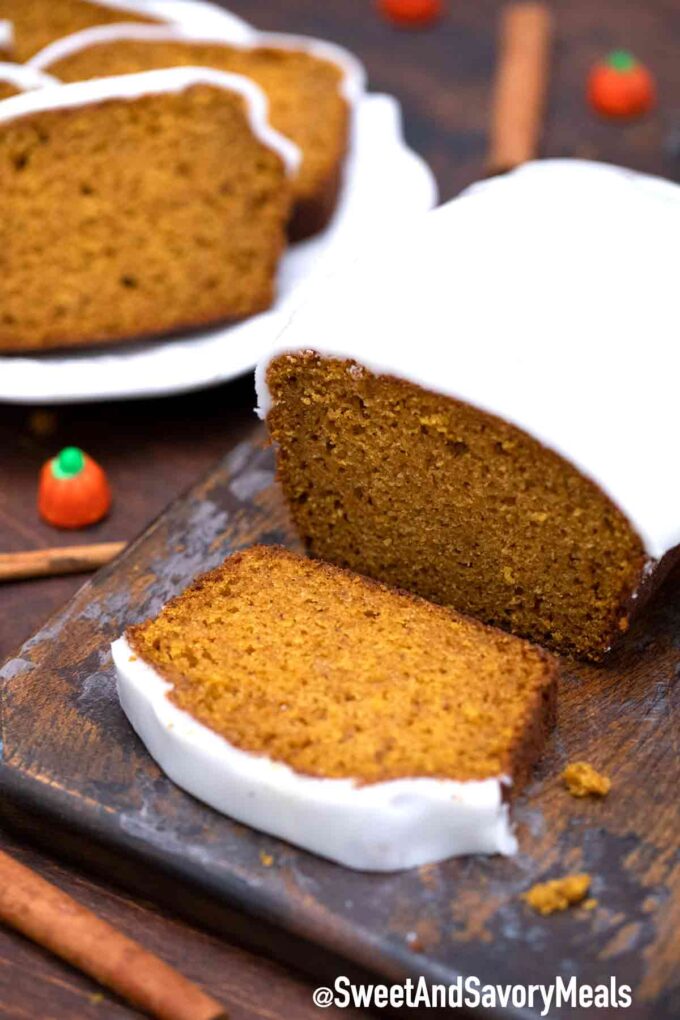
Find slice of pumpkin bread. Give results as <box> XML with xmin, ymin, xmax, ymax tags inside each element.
<box><xmin>127</xmin><ymin>545</ymin><xmax>556</xmax><ymax>787</ymax></box>
<box><xmin>0</xmin><ymin>0</ymin><xmax>160</xmax><ymax>62</ymax></box>
<box><xmin>0</xmin><ymin>69</ymin><xmax>297</xmax><ymax>352</ymax></box>
<box><xmin>34</xmin><ymin>25</ymin><xmax>360</xmax><ymax>238</ymax></box>
<box><xmin>118</xmin><ymin>545</ymin><xmax>557</xmax><ymax>868</ymax></box>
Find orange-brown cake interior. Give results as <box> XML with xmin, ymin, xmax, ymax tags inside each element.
<box><xmin>265</xmin><ymin>353</ymin><xmax>647</xmax><ymax>660</ymax></box>
<box><xmin>128</xmin><ymin>545</ymin><xmax>557</xmax><ymax>785</ymax></box>
<box><xmin>0</xmin><ymin>85</ymin><xmax>291</xmax><ymax>352</ymax></box>
<box><xmin>0</xmin><ymin>80</ymin><xmax>20</xmax><ymax>100</ymax></box>
<box><xmin>0</xmin><ymin>0</ymin><xmax>159</xmax><ymax>62</ymax></box>
<box><xmin>46</xmin><ymin>39</ymin><xmax>349</xmax><ymax>235</ymax></box>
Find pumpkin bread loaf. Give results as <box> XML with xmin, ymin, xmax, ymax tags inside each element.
<box><xmin>0</xmin><ymin>70</ymin><xmax>296</xmax><ymax>353</ymax></box>
<box><xmin>35</xmin><ymin>28</ymin><xmax>355</xmax><ymax>238</ymax></box>
<box><xmin>0</xmin><ymin>0</ymin><xmax>159</xmax><ymax>62</ymax></box>
<box><xmin>257</xmin><ymin>162</ymin><xmax>679</xmax><ymax>661</ymax></box>
<box><xmin>127</xmin><ymin>545</ymin><xmax>557</xmax><ymax>789</ymax></box>
<box><xmin>263</xmin><ymin>354</ymin><xmax>646</xmax><ymax>661</ymax></box>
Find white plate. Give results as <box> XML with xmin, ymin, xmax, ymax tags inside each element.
<box><xmin>0</xmin><ymin>6</ymin><xmax>437</xmax><ymax>403</ymax></box>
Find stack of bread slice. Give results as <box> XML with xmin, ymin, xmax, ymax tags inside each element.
<box><xmin>0</xmin><ymin>0</ymin><xmax>364</xmax><ymax>352</ymax></box>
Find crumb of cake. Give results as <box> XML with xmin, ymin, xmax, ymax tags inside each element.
<box><xmin>2</xmin><ymin>0</ymin><xmax>158</xmax><ymax>62</ymax></box>
<box><xmin>259</xmin><ymin>851</ymin><xmax>274</xmax><ymax>867</ymax></box>
<box><xmin>264</xmin><ymin>353</ymin><xmax>646</xmax><ymax>661</ymax></box>
<box><xmin>46</xmin><ymin>35</ymin><xmax>350</xmax><ymax>238</ymax></box>
<box><xmin>523</xmin><ymin>874</ymin><xmax>591</xmax><ymax>915</ymax></box>
<box><xmin>562</xmin><ymin>762</ymin><xmax>611</xmax><ymax>798</ymax></box>
<box><xmin>27</xmin><ymin>409</ymin><xmax>57</xmax><ymax>438</ymax></box>
<box><xmin>405</xmin><ymin>931</ymin><xmax>424</xmax><ymax>952</ymax></box>
<box><xmin>127</xmin><ymin>546</ymin><xmax>557</xmax><ymax>785</ymax></box>
<box><xmin>582</xmin><ymin>898</ymin><xmax>598</xmax><ymax>911</ymax></box>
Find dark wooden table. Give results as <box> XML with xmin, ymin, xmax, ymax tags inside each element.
<box><xmin>0</xmin><ymin>0</ymin><xmax>677</xmax><ymax>1015</ymax></box>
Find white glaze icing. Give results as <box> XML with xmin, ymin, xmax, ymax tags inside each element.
<box><xmin>112</xmin><ymin>635</ymin><xmax>517</xmax><ymax>870</ymax></box>
<box><xmin>79</xmin><ymin>0</ymin><xmax>169</xmax><ymax>13</ymax></box>
<box><xmin>0</xmin><ymin>20</ymin><xmax>13</xmax><ymax>52</ymax></box>
<box><xmin>256</xmin><ymin>159</ymin><xmax>680</xmax><ymax>562</ymax></box>
<box><xmin>0</xmin><ymin>62</ymin><xmax>58</xmax><ymax>92</ymax></box>
<box><xmin>0</xmin><ymin>66</ymin><xmax>300</xmax><ymax>174</ymax></box>
<box><xmin>29</xmin><ymin>19</ymin><xmax>366</xmax><ymax>106</ymax></box>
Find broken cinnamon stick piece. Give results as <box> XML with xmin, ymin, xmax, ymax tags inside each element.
<box><xmin>487</xmin><ymin>2</ymin><xmax>553</xmax><ymax>174</ymax></box>
<box><xmin>0</xmin><ymin>850</ymin><xmax>227</xmax><ymax>1020</ymax></box>
<box><xmin>0</xmin><ymin>541</ymin><xmax>125</xmax><ymax>582</ymax></box>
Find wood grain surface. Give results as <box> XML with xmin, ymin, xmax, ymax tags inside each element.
<box><xmin>0</xmin><ymin>0</ymin><xmax>678</xmax><ymax>1016</ymax></box>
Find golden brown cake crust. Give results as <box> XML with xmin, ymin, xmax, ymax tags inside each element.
<box><xmin>265</xmin><ymin>353</ymin><xmax>648</xmax><ymax>661</ymax></box>
<box><xmin>127</xmin><ymin>545</ymin><xmax>557</xmax><ymax>787</ymax></box>
<box><xmin>45</xmin><ymin>38</ymin><xmax>350</xmax><ymax>239</ymax></box>
<box><xmin>0</xmin><ymin>86</ymin><xmax>292</xmax><ymax>353</ymax></box>
<box><xmin>0</xmin><ymin>0</ymin><xmax>159</xmax><ymax>63</ymax></box>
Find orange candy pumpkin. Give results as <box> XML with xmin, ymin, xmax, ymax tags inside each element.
<box><xmin>38</xmin><ymin>447</ymin><xmax>111</xmax><ymax>529</ymax></box>
<box><xmin>377</xmin><ymin>0</ymin><xmax>442</xmax><ymax>28</ymax></box>
<box><xmin>587</xmin><ymin>51</ymin><xmax>656</xmax><ymax>119</ymax></box>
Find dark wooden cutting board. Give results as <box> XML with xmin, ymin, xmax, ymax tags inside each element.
<box><xmin>1</xmin><ymin>426</ymin><xmax>678</xmax><ymax>1019</ymax></box>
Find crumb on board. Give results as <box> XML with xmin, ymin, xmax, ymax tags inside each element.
<box><xmin>523</xmin><ymin>873</ymin><xmax>591</xmax><ymax>915</ymax></box>
<box><xmin>562</xmin><ymin>761</ymin><xmax>611</xmax><ymax>798</ymax></box>
<box><xmin>259</xmin><ymin>851</ymin><xmax>274</xmax><ymax>867</ymax></box>
<box><xmin>28</xmin><ymin>409</ymin><xmax>58</xmax><ymax>438</ymax></box>
<box><xmin>582</xmin><ymin>898</ymin><xmax>598</xmax><ymax>911</ymax></box>
<box><xmin>405</xmin><ymin>930</ymin><xmax>424</xmax><ymax>952</ymax></box>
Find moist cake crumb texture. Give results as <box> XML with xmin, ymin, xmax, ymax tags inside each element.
<box><xmin>0</xmin><ymin>0</ymin><xmax>159</xmax><ymax>62</ymax></box>
<box><xmin>264</xmin><ymin>353</ymin><xmax>647</xmax><ymax>660</ymax></box>
<box><xmin>45</xmin><ymin>37</ymin><xmax>350</xmax><ymax>236</ymax></box>
<box><xmin>0</xmin><ymin>79</ymin><xmax>20</xmax><ymax>100</ymax></box>
<box><xmin>0</xmin><ymin>84</ymin><xmax>292</xmax><ymax>352</ymax></box>
<box><xmin>562</xmin><ymin>761</ymin><xmax>611</xmax><ymax>797</ymax></box>
<box><xmin>127</xmin><ymin>545</ymin><xmax>557</xmax><ymax>785</ymax></box>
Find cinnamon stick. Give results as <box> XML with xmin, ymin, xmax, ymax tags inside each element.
<box><xmin>0</xmin><ymin>850</ymin><xmax>227</xmax><ymax>1020</ymax></box>
<box><xmin>487</xmin><ymin>3</ymin><xmax>552</xmax><ymax>174</ymax></box>
<box><xmin>0</xmin><ymin>541</ymin><xmax>125</xmax><ymax>581</ymax></box>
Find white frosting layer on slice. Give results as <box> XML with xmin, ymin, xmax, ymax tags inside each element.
<box><xmin>256</xmin><ymin>159</ymin><xmax>680</xmax><ymax>561</ymax></box>
<box><xmin>29</xmin><ymin>20</ymin><xmax>366</xmax><ymax>106</ymax></box>
<box><xmin>0</xmin><ymin>66</ymin><xmax>300</xmax><ymax>174</ymax></box>
<box><xmin>0</xmin><ymin>62</ymin><xmax>58</xmax><ymax>92</ymax></box>
<box><xmin>112</xmin><ymin>635</ymin><xmax>517</xmax><ymax>871</ymax></box>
